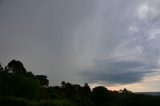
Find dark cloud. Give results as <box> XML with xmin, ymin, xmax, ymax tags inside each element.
<box><xmin>0</xmin><ymin>0</ymin><xmax>160</xmax><ymax>89</ymax></box>
<box><xmin>0</xmin><ymin>0</ymin><xmax>97</xmax><ymax>85</ymax></box>
<box><xmin>80</xmin><ymin>59</ymin><xmax>156</xmax><ymax>84</ymax></box>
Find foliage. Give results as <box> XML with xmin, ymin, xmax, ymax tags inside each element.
<box><xmin>0</xmin><ymin>60</ymin><xmax>41</xmax><ymax>99</ymax></box>
<box><xmin>91</xmin><ymin>86</ymin><xmax>110</xmax><ymax>105</ymax></box>
<box><xmin>0</xmin><ymin>60</ymin><xmax>160</xmax><ymax>106</ymax></box>
<box><xmin>12</xmin><ymin>74</ymin><xmax>40</xmax><ymax>99</ymax></box>
<box><xmin>6</xmin><ymin>59</ymin><xmax>27</xmax><ymax>74</ymax></box>
<box><xmin>36</xmin><ymin>75</ymin><xmax>49</xmax><ymax>86</ymax></box>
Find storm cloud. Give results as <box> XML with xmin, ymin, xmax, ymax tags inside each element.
<box><xmin>81</xmin><ymin>59</ymin><xmax>157</xmax><ymax>84</ymax></box>
<box><xmin>0</xmin><ymin>0</ymin><xmax>160</xmax><ymax>90</ymax></box>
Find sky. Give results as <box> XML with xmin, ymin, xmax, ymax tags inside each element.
<box><xmin>0</xmin><ymin>0</ymin><xmax>160</xmax><ymax>92</ymax></box>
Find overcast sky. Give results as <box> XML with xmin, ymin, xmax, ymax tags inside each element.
<box><xmin>1</xmin><ymin>0</ymin><xmax>160</xmax><ymax>92</ymax></box>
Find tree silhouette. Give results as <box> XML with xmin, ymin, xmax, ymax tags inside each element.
<box><xmin>119</xmin><ymin>88</ymin><xmax>132</xmax><ymax>94</ymax></box>
<box><xmin>91</xmin><ymin>86</ymin><xmax>110</xmax><ymax>105</ymax></box>
<box><xmin>36</xmin><ymin>75</ymin><xmax>49</xmax><ymax>87</ymax></box>
<box><xmin>6</xmin><ymin>60</ymin><xmax>27</xmax><ymax>75</ymax></box>
<box><xmin>0</xmin><ymin>60</ymin><xmax>41</xmax><ymax>99</ymax></box>
<box><xmin>1</xmin><ymin>59</ymin><xmax>160</xmax><ymax>106</ymax></box>
<box><xmin>12</xmin><ymin>74</ymin><xmax>40</xmax><ymax>99</ymax></box>
<box><xmin>83</xmin><ymin>83</ymin><xmax>91</xmax><ymax>92</ymax></box>
<box><xmin>0</xmin><ymin>63</ymin><xmax>3</xmax><ymax>71</ymax></box>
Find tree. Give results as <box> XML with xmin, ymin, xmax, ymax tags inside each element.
<box><xmin>61</xmin><ymin>82</ymin><xmax>75</xmax><ymax>98</ymax></box>
<box><xmin>61</xmin><ymin>81</ymin><xmax>66</xmax><ymax>88</ymax></box>
<box><xmin>0</xmin><ymin>70</ymin><xmax>13</xmax><ymax>96</ymax></box>
<box><xmin>6</xmin><ymin>60</ymin><xmax>27</xmax><ymax>75</ymax></box>
<box><xmin>91</xmin><ymin>86</ymin><xmax>110</xmax><ymax>105</ymax></box>
<box><xmin>82</xmin><ymin>83</ymin><xmax>91</xmax><ymax>94</ymax></box>
<box><xmin>0</xmin><ymin>63</ymin><xmax>3</xmax><ymax>71</ymax></box>
<box><xmin>36</xmin><ymin>75</ymin><xmax>49</xmax><ymax>87</ymax></box>
<box><xmin>12</xmin><ymin>74</ymin><xmax>40</xmax><ymax>99</ymax></box>
<box><xmin>119</xmin><ymin>88</ymin><xmax>132</xmax><ymax>94</ymax></box>
<box><xmin>0</xmin><ymin>60</ymin><xmax>41</xmax><ymax>99</ymax></box>
<box><xmin>61</xmin><ymin>81</ymin><xmax>82</xmax><ymax>98</ymax></box>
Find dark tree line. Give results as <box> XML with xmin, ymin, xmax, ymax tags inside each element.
<box><xmin>0</xmin><ymin>60</ymin><xmax>48</xmax><ymax>99</ymax></box>
<box><xmin>0</xmin><ymin>60</ymin><xmax>160</xmax><ymax>106</ymax></box>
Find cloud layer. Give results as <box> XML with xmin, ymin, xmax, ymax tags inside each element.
<box><xmin>0</xmin><ymin>0</ymin><xmax>160</xmax><ymax>89</ymax></box>
<box><xmin>81</xmin><ymin>59</ymin><xmax>158</xmax><ymax>84</ymax></box>
<box><xmin>79</xmin><ymin>0</ymin><xmax>160</xmax><ymax>85</ymax></box>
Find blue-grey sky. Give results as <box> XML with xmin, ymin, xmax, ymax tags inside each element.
<box><xmin>0</xmin><ymin>0</ymin><xmax>160</xmax><ymax>91</ymax></box>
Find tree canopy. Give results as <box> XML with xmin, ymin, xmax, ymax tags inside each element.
<box><xmin>6</xmin><ymin>59</ymin><xmax>27</xmax><ymax>74</ymax></box>
<box><xmin>0</xmin><ymin>60</ymin><xmax>160</xmax><ymax>106</ymax></box>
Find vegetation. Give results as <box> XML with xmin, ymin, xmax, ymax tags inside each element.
<box><xmin>0</xmin><ymin>60</ymin><xmax>160</xmax><ymax>106</ymax></box>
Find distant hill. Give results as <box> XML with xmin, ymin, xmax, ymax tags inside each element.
<box><xmin>135</xmin><ymin>92</ymin><xmax>160</xmax><ymax>96</ymax></box>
